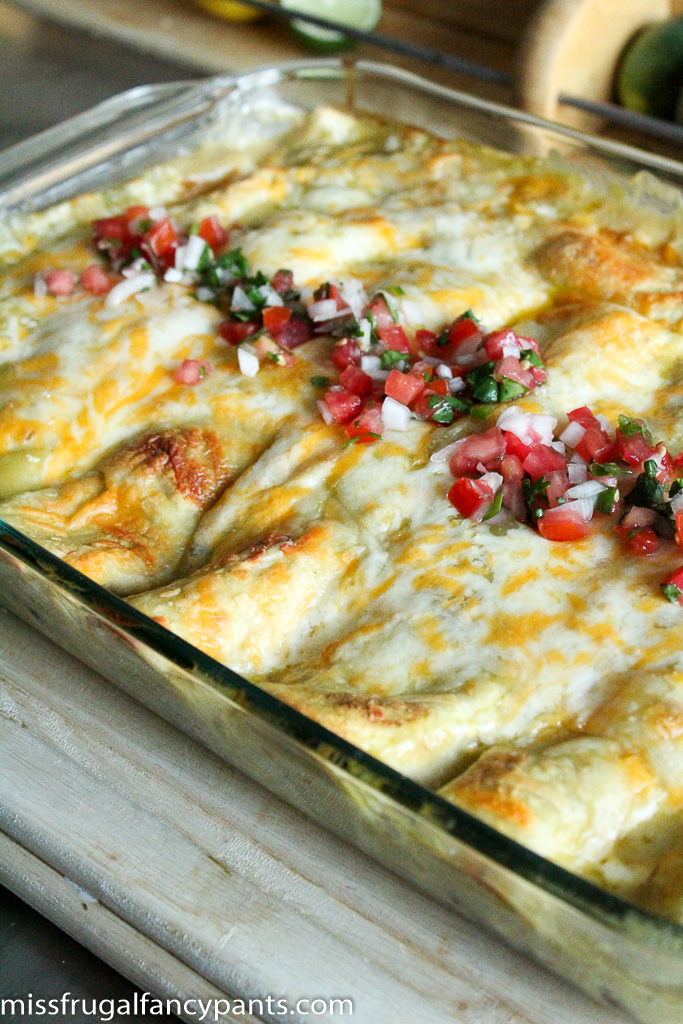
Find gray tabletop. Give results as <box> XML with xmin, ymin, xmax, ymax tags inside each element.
<box><xmin>0</xmin><ymin>5</ymin><xmax>203</xmax><ymax>1017</ymax></box>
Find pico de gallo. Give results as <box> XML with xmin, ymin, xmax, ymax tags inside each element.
<box><xmin>437</xmin><ymin>404</ymin><xmax>683</xmax><ymax>603</ymax></box>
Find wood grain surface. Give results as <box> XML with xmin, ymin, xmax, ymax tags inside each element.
<box><xmin>0</xmin><ymin>606</ymin><xmax>631</xmax><ymax>1024</ymax></box>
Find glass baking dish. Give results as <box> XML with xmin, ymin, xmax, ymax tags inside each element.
<box><xmin>2</xmin><ymin>60</ymin><xmax>683</xmax><ymax>1023</ymax></box>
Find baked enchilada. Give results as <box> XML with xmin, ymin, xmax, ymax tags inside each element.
<box><xmin>2</xmin><ymin>103</ymin><xmax>683</xmax><ymax>922</ymax></box>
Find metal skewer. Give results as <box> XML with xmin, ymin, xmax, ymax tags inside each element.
<box><xmin>206</xmin><ymin>0</ymin><xmax>683</xmax><ymax>149</ymax></box>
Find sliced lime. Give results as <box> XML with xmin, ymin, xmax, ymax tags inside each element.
<box><xmin>280</xmin><ymin>0</ymin><xmax>382</xmax><ymax>53</ymax></box>
<box><xmin>617</xmin><ymin>17</ymin><xmax>683</xmax><ymax>121</ymax></box>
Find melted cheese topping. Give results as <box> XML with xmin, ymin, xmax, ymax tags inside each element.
<box><xmin>3</xmin><ymin>105</ymin><xmax>683</xmax><ymax>921</ymax></box>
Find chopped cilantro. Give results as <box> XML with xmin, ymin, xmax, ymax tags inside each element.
<box><xmin>626</xmin><ymin>459</ymin><xmax>663</xmax><ymax>508</ymax></box>
<box><xmin>662</xmin><ymin>582</ymin><xmax>682</xmax><ymax>604</ymax></box>
<box><xmin>523</xmin><ymin>476</ymin><xmax>549</xmax><ymax>504</ymax></box>
<box><xmin>466</xmin><ymin>362</ymin><xmax>498</xmax><ymax>404</ymax></box>
<box><xmin>498</xmin><ymin>378</ymin><xmax>528</xmax><ymax>402</ymax></box>
<box><xmin>589</xmin><ymin>462</ymin><xmax>627</xmax><ymax>477</ymax></box>
<box><xmin>310</xmin><ymin>375</ymin><xmax>330</xmax><ymax>388</ymax></box>
<box><xmin>343</xmin><ymin>433</ymin><xmax>381</xmax><ymax>448</ymax></box>
<box><xmin>380</xmin><ymin>350</ymin><xmax>407</xmax><ymax>369</ymax></box>
<box><xmin>482</xmin><ymin>490</ymin><xmax>503</xmax><ymax>521</ymax></box>
<box><xmin>519</xmin><ymin>348</ymin><xmax>544</xmax><ymax>368</ymax></box>
<box><xmin>617</xmin><ymin>414</ymin><xmax>653</xmax><ymax>445</ymax></box>
<box><xmin>594</xmin><ymin>486</ymin><xmax>617</xmax><ymax>514</ymax></box>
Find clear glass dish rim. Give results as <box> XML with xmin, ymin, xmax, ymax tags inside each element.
<box><xmin>2</xmin><ymin>55</ymin><xmax>683</xmax><ymax>952</ymax></box>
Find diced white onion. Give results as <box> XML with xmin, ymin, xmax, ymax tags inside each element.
<box><xmin>561</xmin><ymin>496</ymin><xmax>597</xmax><ymax>522</ymax></box>
<box><xmin>568</xmin><ymin>463</ymin><xmax>587</xmax><ymax>484</ymax></box>
<box><xmin>174</xmin><ymin>245</ymin><xmax>187</xmax><ymax>271</ymax></box>
<box><xmin>338</xmin><ymin>277</ymin><xmax>367</xmax><ymax>319</ymax></box>
<box><xmin>671</xmin><ymin>491</ymin><xmax>683</xmax><ymax>514</ymax></box>
<box><xmin>559</xmin><ymin>421</ymin><xmax>586</xmax><ymax>447</ymax></box>
<box><xmin>360</xmin><ymin>355</ymin><xmax>381</xmax><ymax>373</ymax></box>
<box><xmin>309</xmin><ymin>299</ymin><xmax>339</xmax><ymax>321</ymax></box>
<box><xmin>122</xmin><ymin>257</ymin><xmax>151</xmax><ymax>279</ymax></box>
<box><xmin>449</xmin><ymin>377</ymin><xmax>466</xmax><ymax>394</ymax></box>
<box><xmin>105</xmin><ymin>272</ymin><xmax>156</xmax><ymax>308</ymax></box>
<box><xmin>596</xmin><ymin>414</ymin><xmax>611</xmax><ymax>432</ymax></box>
<box><xmin>356</xmin><ymin>318</ymin><xmax>372</xmax><ymax>349</ymax></box>
<box><xmin>237</xmin><ymin>344</ymin><xmax>260</xmax><ymax>377</ymax></box>
<box><xmin>502</xmin><ymin>341</ymin><xmax>521</xmax><ymax>358</ymax></box>
<box><xmin>195</xmin><ymin>286</ymin><xmax>215</xmax><ymax>301</ymax></box>
<box><xmin>436</xmin><ymin>364</ymin><xmax>453</xmax><ymax>378</ymax></box>
<box><xmin>400</xmin><ymin>299</ymin><xmax>426</xmax><ymax>325</ymax></box>
<box><xmin>231</xmin><ymin>285</ymin><xmax>255</xmax><ymax>312</ymax></box>
<box><xmin>378</xmin><ymin>290</ymin><xmax>400</xmax><ymax>322</ymax></box>
<box><xmin>565</xmin><ymin>480</ymin><xmax>606</xmax><ymax>499</ymax></box>
<box><xmin>148</xmin><ymin>206</ymin><xmax>168</xmax><ymax>221</ymax></box>
<box><xmin>381</xmin><ymin>396</ymin><xmax>412</xmax><ymax>431</ymax></box>
<box><xmin>164</xmin><ymin>267</ymin><xmax>184</xmax><ymax>283</ymax></box>
<box><xmin>430</xmin><ymin>440</ymin><xmax>462</xmax><ymax>464</ymax></box>
<box><xmin>258</xmin><ymin>283</ymin><xmax>284</xmax><ymax>307</ymax></box>
<box><xmin>481</xmin><ymin>471</ymin><xmax>503</xmax><ymax>494</ymax></box>
<box><xmin>182</xmin><ymin>234</ymin><xmax>208</xmax><ymax>271</ymax></box>
<box><xmin>570</xmin><ymin>452</ymin><xmax>588</xmax><ymax>465</ymax></box>
<box><xmin>551</xmin><ymin>440</ymin><xmax>566</xmax><ymax>455</ymax></box>
<box><xmin>496</xmin><ymin>406</ymin><xmax>556</xmax><ymax>447</ymax></box>
<box><xmin>317</xmin><ymin>399</ymin><xmax>334</xmax><ymax>425</ymax></box>
<box><xmin>33</xmin><ymin>272</ymin><xmax>47</xmax><ymax>298</ymax></box>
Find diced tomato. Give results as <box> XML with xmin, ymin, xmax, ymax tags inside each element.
<box><xmin>173</xmin><ymin>359</ymin><xmax>213</xmax><ymax>385</ymax></box>
<box><xmin>218</xmin><ymin>319</ymin><xmax>261</xmax><ymax>345</ymax></box>
<box><xmin>500</xmin><ymin>453</ymin><xmax>526</xmax><ymax>521</ymax></box>
<box><xmin>122</xmin><ymin>205</ymin><xmax>150</xmax><ymax>227</ymax></box>
<box><xmin>145</xmin><ymin>217</ymin><xmax>178</xmax><ymax>263</ymax></box>
<box><xmin>676</xmin><ymin>508</ymin><xmax>683</xmax><ymax>547</ymax></box>
<box><xmin>345</xmin><ymin>404</ymin><xmax>384</xmax><ymax>440</ymax></box>
<box><xmin>616</xmin><ymin>525</ymin><xmax>659</xmax><ymax>556</ymax></box>
<box><xmin>616</xmin><ymin>427</ymin><xmax>656</xmax><ymax>467</ymax></box>
<box><xmin>385</xmin><ymin>369</ymin><xmax>424</xmax><ymax>406</ymax></box>
<box><xmin>655</xmin><ymin>444</ymin><xmax>674</xmax><ymax>482</ymax></box>
<box><xmin>252</xmin><ymin>336</ymin><xmax>295</xmax><ymax>366</ymax></box>
<box><xmin>378</xmin><ymin>324</ymin><xmax>410</xmax><ymax>353</ymax></box>
<box><xmin>503</xmin><ymin>430</ymin><xmax>535</xmax><ymax>462</ymax></box>
<box><xmin>314</xmin><ymin>281</ymin><xmax>347</xmax><ymax>312</ymax></box>
<box><xmin>449</xmin><ymin>317</ymin><xmax>481</xmax><ymax>349</ymax></box>
<box><xmin>621</xmin><ymin>506</ymin><xmax>657</xmax><ymax>531</ymax></box>
<box><xmin>449</xmin><ymin>427</ymin><xmax>506</xmax><ymax>477</ymax></box>
<box><xmin>537</xmin><ymin>505</ymin><xmax>589</xmax><ymax>541</ymax></box>
<box><xmin>674</xmin><ymin>450</ymin><xmax>683</xmax><ymax>469</ymax></box>
<box><xmin>92</xmin><ymin>215</ymin><xmax>127</xmax><ymax>244</ymax></box>
<box><xmin>662</xmin><ymin>565</ymin><xmax>683</xmax><ymax>604</ymax></box>
<box><xmin>271</xmin><ymin>269</ymin><xmax>295</xmax><ymax>294</ymax></box>
<box><xmin>365</xmin><ymin>294</ymin><xmax>395</xmax><ymax>331</ymax></box>
<box><xmin>44</xmin><ymin>269</ymin><xmax>77</xmax><ymax>296</ymax></box>
<box><xmin>81</xmin><ymin>264</ymin><xmax>113</xmax><ymax>295</ymax></box>
<box><xmin>340</xmin><ymin>365</ymin><xmax>374</xmax><ymax>398</ymax></box>
<box><xmin>425</xmin><ymin>378</ymin><xmax>449</xmax><ymax>396</ymax></box>
<box><xmin>198</xmin><ymin>215</ymin><xmax>228</xmax><ymax>251</ymax></box>
<box><xmin>332</xmin><ymin>340</ymin><xmax>361</xmax><ymax>371</ymax></box>
<box><xmin>568</xmin><ymin>406</ymin><xmax>601</xmax><ymax>430</ymax></box>
<box><xmin>415</xmin><ymin>328</ymin><xmax>438</xmax><ymax>353</ymax></box>
<box><xmin>576</xmin><ymin>428</ymin><xmax>618</xmax><ymax>464</ymax></box>
<box><xmin>483</xmin><ymin>329</ymin><xmax>521</xmax><ymax>361</ymax></box>
<box><xmin>323</xmin><ymin>388</ymin><xmax>362</xmax><ymax>424</ymax></box>
<box><xmin>492</xmin><ymin>355</ymin><xmax>534</xmax><ymax>390</ymax></box>
<box><xmin>522</xmin><ymin>444</ymin><xmax>566</xmax><ymax>482</ymax></box>
<box><xmin>447</xmin><ymin>477</ymin><xmax>494</xmax><ymax>521</ymax></box>
<box><xmin>271</xmin><ymin>315</ymin><xmax>312</xmax><ymax>349</ymax></box>
<box><xmin>262</xmin><ymin>306</ymin><xmax>292</xmax><ymax>332</ymax></box>
<box><xmin>529</xmin><ymin>365</ymin><xmax>547</xmax><ymax>385</ymax></box>
<box><xmin>546</xmin><ymin>469</ymin><xmax>570</xmax><ymax>508</ymax></box>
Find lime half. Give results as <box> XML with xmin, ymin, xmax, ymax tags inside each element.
<box><xmin>280</xmin><ymin>0</ymin><xmax>382</xmax><ymax>52</ymax></box>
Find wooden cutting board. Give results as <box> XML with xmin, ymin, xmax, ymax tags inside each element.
<box><xmin>0</xmin><ymin>605</ymin><xmax>632</xmax><ymax>1024</ymax></box>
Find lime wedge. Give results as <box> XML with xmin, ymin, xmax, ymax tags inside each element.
<box><xmin>195</xmin><ymin>0</ymin><xmax>262</xmax><ymax>23</ymax></box>
<box><xmin>280</xmin><ymin>0</ymin><xmax>382</xmax><ymax>52</ymax></box>
<box><xmin>617</xmin><ymin>17</ymin><xmax>683</xmax><ymax>121</ymax></box>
